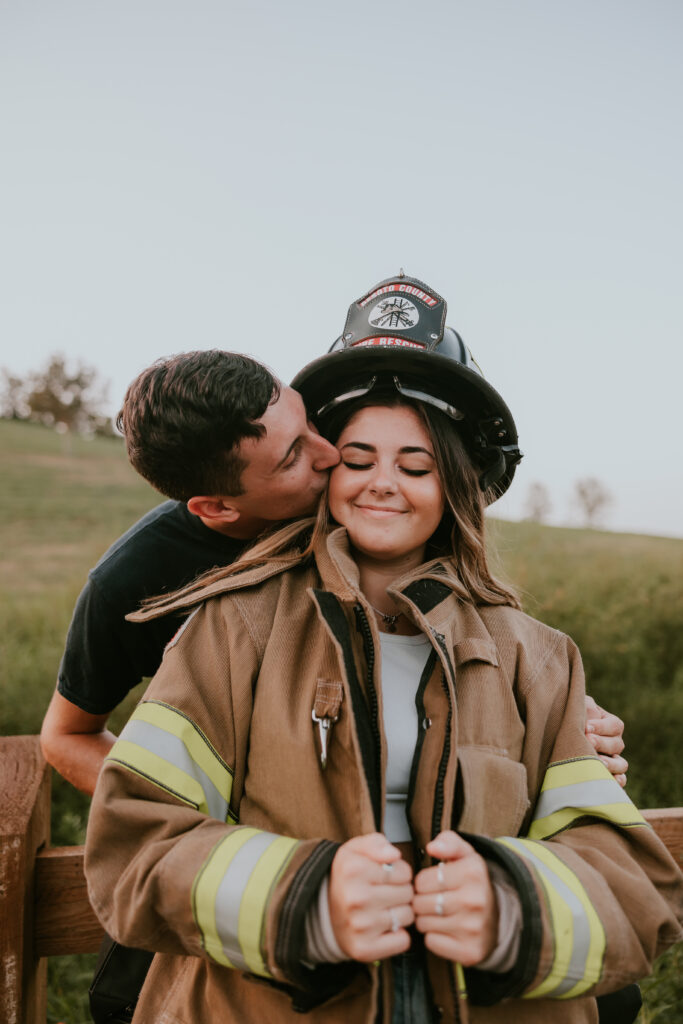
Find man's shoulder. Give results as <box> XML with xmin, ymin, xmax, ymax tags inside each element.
<box><xmin>93</xmin><ymin>500</ymin><xmax>186</xmax><ymax>564</ymax></box>
<box><xmin>88</xmin><ymin>501</ymin><xmax>245</xmax><ymax>605</ymax></box>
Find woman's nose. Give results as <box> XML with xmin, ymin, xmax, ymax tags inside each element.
<box><xmin>368</xmin><ymin>466</ymin><xmax>397</xmax><ymax>494</ymax></box>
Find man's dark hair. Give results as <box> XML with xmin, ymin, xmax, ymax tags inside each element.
<box><xmin>116</xmin><ymin>351</ymin><xmax>280</xmax><ymax>501</ymax></box>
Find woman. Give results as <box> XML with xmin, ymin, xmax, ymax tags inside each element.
<box><xmin>85</xmin><ymin>280</ymin><xmax>681</xmax><ymax>1023</ymax></box>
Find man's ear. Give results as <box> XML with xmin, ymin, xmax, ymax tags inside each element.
<box><xmin>186</xmin><ymin>496</ymin><xmax>240</xmax><ymax>525</ymax></box>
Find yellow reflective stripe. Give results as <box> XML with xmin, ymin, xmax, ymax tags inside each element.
<box><xmin>192</xmin><ymin>828</ymin><xmax>257</xmax><ymax>968</ymax></box>
<box><xmin>539</xmin><ymin>758</ymin><xmax>610</xmax><ymax>790</ymax></box>
<box><xmin>238</xmin><ymin>835</ymin><xmax>300</xmax><ymax>975</ymax></box>
<box><xmin>192</xmin><ymin>827</ymin><xmax>301</xmax><ymax>977</ymax></box>
<box><xmin>530</xmin><ymin>757</ymin><xmax>647</xmax><ymax>840</ymax></box>
<box><xmin>108</xmin><ymin>739</ymin><xmax>209</xmax><ymax>813</ymax></box>
<box><xmin>530</xmin><ymin>801</ymin><xmax>647</xmax><ymax>841</ymax></box>
<box><xmin>107</xmin><ymin>701</ymin><xmax>235</xmax><ymax>822</ymax></box>
<box><xmin>498</xmin><ymin>838</ymin><xmax>605</xmax><ymax>998</ymax></box>
<box><xmin>134</xmin><ymin>701</ymin><xmax>233</xmax><ymax>798</ymax></box>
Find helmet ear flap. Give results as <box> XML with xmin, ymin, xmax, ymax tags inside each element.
<box><xmin>478</xmin><ymin>449</ymin><xmax>506</xmax><ymax>493</ymax></box>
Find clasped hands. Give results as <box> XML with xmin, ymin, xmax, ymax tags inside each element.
<box><xmin>328</xmin><ymin>831</ymin><xmax>497</xmax><ymax>965</ymax></box>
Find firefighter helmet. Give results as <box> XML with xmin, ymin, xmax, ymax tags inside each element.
<box><xmin>291</xmin><ymin>272</ymin><xmax>522</xmax><ymax>500</ymax></box>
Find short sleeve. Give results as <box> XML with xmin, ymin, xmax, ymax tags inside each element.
<box><xmin>57</xmin><ymin>576</ymin><xmax>180</xmax><ymax>714</ymax></box>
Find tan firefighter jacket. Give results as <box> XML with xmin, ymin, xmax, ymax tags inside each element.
<box><xmin>85</xmin><ymin>528</ymin><xmax>683</xmax><ymax>1024</ymax></box>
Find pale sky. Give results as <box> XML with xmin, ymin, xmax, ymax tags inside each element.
<box><xmin>2</xmin><ymin>1</ymin><xmax>682</xmax><ymax>537</ymax></box>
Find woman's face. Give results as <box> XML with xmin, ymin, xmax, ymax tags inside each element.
<box><xmin>328</xmin><ymin>404</ymin><xmax>445</xmax><ymax>565</ymax></box>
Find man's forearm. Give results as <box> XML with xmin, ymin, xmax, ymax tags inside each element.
<box><xmin>46</xmin><ymin>729</ymin><xmax>117</xmax><ymax>796</ymax></box>
<box><xmin>40</xmin><ymin>689</ymin><xmax>118</xmax><ymax>796</ymax></box>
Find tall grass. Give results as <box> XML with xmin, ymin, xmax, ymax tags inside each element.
<box><xmin>1</xmin><ymin>421</ymin><xmax>680</xmax><ymax>1023</ymax></box>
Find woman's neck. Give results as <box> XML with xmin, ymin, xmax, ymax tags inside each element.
<box><xmin>353</xmin><ymin>548</ymin><xmax>426</xmax><ymax>636</ymax></box>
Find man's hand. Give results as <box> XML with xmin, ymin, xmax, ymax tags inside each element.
<box><xmin>40</xmin><ymin>688</ymin><xmax>116</xmax><ymax>795</ymax></box>
<box><xmin>328</xmin><ymin>833</ymin><xmax>414</xmax><ymax>962</ymax></box>
<box><xmin>584</xmin><ymin>695</ymin><xmax>628</xmax><ymax>787</ymax></box>
<box><xmin>413</xmin><ymin>831</ymin><xmax>498</xmax><ymax>966</ymax></box>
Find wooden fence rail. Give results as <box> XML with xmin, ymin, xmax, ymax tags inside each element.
<box><xmin>2</xmin><ymin>735</ymin><xmax>682</xmax><ymax>1024</ymax></box>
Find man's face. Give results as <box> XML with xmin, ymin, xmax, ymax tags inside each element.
<box><xmin>227</xmin><ymin>386</ymin><xmax>339</xmax><ymax>530</ymax></box>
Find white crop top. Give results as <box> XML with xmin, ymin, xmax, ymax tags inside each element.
<box><xmin>379</xmin><ymin>631</ymin><xmax>432</xmax><ymax>843</ymax></box>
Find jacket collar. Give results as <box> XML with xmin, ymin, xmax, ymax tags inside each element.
<box><xmin>128</xmin><ymin>525</ymin><xmax>502</xmax><ymax>666</ymax></box>
<box><xmin>318</xmin><ymin>529</ymin><xmax>500</xmax><ymax>669</ymax></box>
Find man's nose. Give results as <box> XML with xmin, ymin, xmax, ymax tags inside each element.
<box><xmin>312</xmin><ymin>435</ymin><xmax>340</xmax><ymax>471</ymax></box>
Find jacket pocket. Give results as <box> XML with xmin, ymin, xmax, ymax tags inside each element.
<box><xmin>455</xmin><ymin>745</ymin><xmax>530</xmax><ymax>838</ymax></box>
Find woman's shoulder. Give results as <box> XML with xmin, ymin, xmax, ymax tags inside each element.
<box><xmin>478</xmin><ymin>602</ymin><xmax>575</xmax><ymax>664</ymax></box>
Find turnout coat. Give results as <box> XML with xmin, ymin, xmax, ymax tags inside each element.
<box><xmin>85</xmin><ymin>528</ymin><xmax>682</xmax><ymax>1024</ymax></box>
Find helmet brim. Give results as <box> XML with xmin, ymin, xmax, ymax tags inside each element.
<box><xmin>291</xmin><ymin>347</ymin><xmax>521</xmax><ymax>501</ymax></box>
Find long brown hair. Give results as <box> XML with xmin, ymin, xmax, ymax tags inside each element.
<box><xmin>143</xmin><ymin>394</ymin><xmax>519</xmax><ymax>613</ymax></box>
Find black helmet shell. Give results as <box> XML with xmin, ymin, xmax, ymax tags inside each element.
<box><xmin>291</xmin><ymin>273</ymin><xmax>522</xmax><ymax>500</ymax></box>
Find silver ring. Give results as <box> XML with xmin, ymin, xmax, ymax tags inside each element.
<box><xmin>390</xmin><ymin>908</ymin><xmax>400</xmax><ymax>933</ymax></box>
<box><xmin>435</xmin><ymin>892</ymin><xmax>444</xmax><ymax>917</ymax></box>
<box><xmin>436</xmin><ymin>861</ymin><xmax>445</xmax><ymax>889</ymax></box>
<box><xmin>382</xmin><ymin>862</ymin><xmax>394</xmax><ymax>876</ymax></box>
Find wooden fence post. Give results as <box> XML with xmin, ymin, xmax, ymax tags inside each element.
<box><xmin>1</xmin><ymin>736</ymin><xmax>51</xmax><ymax>1024</ymax></box>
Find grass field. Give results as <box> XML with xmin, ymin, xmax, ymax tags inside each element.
<box><xmin>1</xmin><ymin>419</ymin><xmax>681</xmax><ymax>1023</ymax></box>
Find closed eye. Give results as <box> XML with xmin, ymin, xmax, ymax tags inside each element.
<box><xmin>283</xmin><ymin>441</ymin><xmax>303</xmax><ymax>469</ymax></box>
<box><xmin>341</xmin><ymin>460</ymin><xmax>431</xmax><ymax>477</ymax></box>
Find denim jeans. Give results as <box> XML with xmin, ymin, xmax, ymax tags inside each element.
<box><xmin>390</xmin><ymin>948</ymin><xmax>436</xmax><ymax>1024</ymax></box>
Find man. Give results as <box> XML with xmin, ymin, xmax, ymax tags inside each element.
<box><xmin>40</xmin><ymin>350</ymin><xmax>341</xmax><ymax>794</ymax></box>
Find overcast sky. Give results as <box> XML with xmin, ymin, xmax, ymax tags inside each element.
<box><xmin>2</xmin><ymin>1</ymin><xmax>682</xmax><ymax>537</ymax></box>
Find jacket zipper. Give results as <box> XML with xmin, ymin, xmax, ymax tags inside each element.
<box><xmin>429</xmin><ymin>629</ymin><xmax>455</xmax><ymax>840</ymax></box>
<box><xmin>354</xmin><ymin>604</ymin><xmax>383</xmax><ymax>821</ymax></box>
<box><xmin>429</xmin><ymin>628</ymin><xmax>463</xmax><ymax>1024</ymax></box>
<box><xmin>356</xmin><ymin>603</ymin><xmax>464</xmax><ymax>1023</ymax></box>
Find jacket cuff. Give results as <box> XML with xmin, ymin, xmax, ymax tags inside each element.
<box><xmin>274</xmin><ymin>839</ymin><xmax>361</xmax><ymax>1009</ymax></box>
<box><xmin>460</xmin><ymin>833</ymin><xmax>543</xmax><ymax>1005</ymax></box>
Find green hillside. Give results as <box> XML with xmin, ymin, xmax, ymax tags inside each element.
<box><xmin>1</xmin><ymin>420</ymin><xmax>681</xmax><ymax>1023</ymax></box>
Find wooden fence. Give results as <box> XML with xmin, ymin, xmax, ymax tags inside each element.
<box><xmin>2</xmin><ymin>734</ymin><xmax>682</xmax><ymax>1024</ymax></box>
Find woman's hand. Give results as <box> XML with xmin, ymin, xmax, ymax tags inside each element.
<box><xmin>584</xmin><ymin>694</ymin><xmax>628</xmax><ymax>786</ymax></box>
<box><xmin>328</xmin><ymin>833</ymin><xmax>414</xmax><ymax>962</ymax></box>
<box><xmin>413</xmin><ymin>831</ymin><xmax>498</xmax><ymax>966</ymax></box>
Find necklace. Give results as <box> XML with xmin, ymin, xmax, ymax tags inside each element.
<box><xmin>366</xmin><ymin>601</ymin><xmax>402</xmax><ymax>633</ymax></box>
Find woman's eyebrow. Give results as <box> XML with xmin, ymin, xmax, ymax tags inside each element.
<box><xmin>339</xmin><ymin>442</ymin><xmax>375</xmax><ymax>452</ymax></box>
<box><xmin>339</xmin><ymin>441</ymin><xmax>434</xmax><ymax>457</ymax></box>
<box><xmin>400</xmin><ymin>446</ymin><xmax>434</xmax><ymax>457</ymax></box>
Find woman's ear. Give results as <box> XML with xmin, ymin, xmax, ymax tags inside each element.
<box><xmin>186</xmin><ymin>496</ymin><xmax>240</xmax><ymax>525</ymax></box>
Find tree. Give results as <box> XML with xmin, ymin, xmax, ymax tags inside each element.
<box><xmin>1</xmin><ymin>354</ymin><xmax>114</xmax><ymax>436</ymax></box>
<box><xmin>573</xmin><ymin>477</ymin><xmax>613</xmax><ymax>528</ymax></box>
<box><xmin>523</xmin><ymin>481</ymin><xmax>553</xmax><ymax>524</ymax></box>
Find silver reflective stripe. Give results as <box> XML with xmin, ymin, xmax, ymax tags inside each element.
<box><xmin>214</xmin><ymin>831</ymin><xmax>277</xmax><ymax>969</ymax></box>
<box><xmin>534</xmin><ymin>778</ymin><xmax>632</xmax><ymax>821</ymax></box>
<box><xmin>504</xmin><ymin>838</ymin><xmax>592</xmax><ymax>996</ymax></box>
<box><xmin>122</xmin><ymin>718</ymin><xmax>229</xmax><ymax>822</ymax></box>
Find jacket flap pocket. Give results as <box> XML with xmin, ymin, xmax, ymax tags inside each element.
<box><xmin>453</xmin><ymin>638</ymin><xmax>499</xmax><ymax>667</ymax></box>
<box><xmin>456</xmin><ymin>745</ymin><xmax>529</xmax><ymax>838</ymax></box>
<box><xmin>313</xmin><ymin>679</ymin><xmax>343</xmax><ymax>719</ymax></box>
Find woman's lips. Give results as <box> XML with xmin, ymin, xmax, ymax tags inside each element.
<box><xmin>354</xmin><ymin>504</ymin><xmax>404</xmax><ymax>516</ymax></box>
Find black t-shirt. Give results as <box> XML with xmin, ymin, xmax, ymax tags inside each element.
<box><xmin>57</xmin><ymin>501</ymin><xmax>245</xmax><ymax>715</ymax></box>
